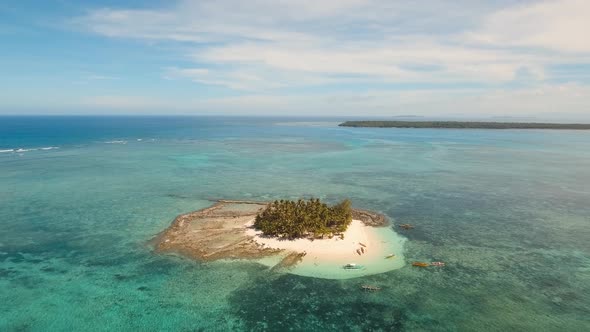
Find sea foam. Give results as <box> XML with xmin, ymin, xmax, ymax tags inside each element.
<box><xmin>1</xmin><ymin>147</ymin><xmax>59</xmax><ymax>153</ymax></box>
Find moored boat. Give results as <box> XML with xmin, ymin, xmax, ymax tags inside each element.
<box><xmin>412</xmin><ymin>262</ymin><xmax>430</xmax><ymax>267</ymax></box>
<box><xmin>361</xmin><ymin>285</ymin><xmax>381</xmax><ymax>291</ymax></box>
<box><xmin>399</xmin><ymin>224</ymin><xmax>415</xmax><ymax>230</ymax></box>
<box><xmin>343</xmin><ymin>263</ymin><xmax>364</xmax><ymax>270</ymax></box>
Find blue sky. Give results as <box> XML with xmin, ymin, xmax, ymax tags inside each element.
<box><xmin>1</xmin><ymin>0</ymin><xmax>589</xmax><ymax>118</ymax></box>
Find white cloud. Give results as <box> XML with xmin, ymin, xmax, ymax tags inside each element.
<box><xmin>86</xmin><ymin>74</ymin><xmax>119</xmax><ymax>80</ymax></box>
<box><xmin>194</xmin><ymin>41</ymin><xmax>542</xmax><ymax>85</ymax></box>
<box><xmin>279</xmin><ymin>83</ymin><xmax>590</xmax><ymax>118</ymax></box>
<box><xmin>76</xmin><ymin>1</ymin><xmax>590</xmax><ymax>88</ymax></box>
<box><xmin>165</xmin><ymin>67</ymin><xmax>290</xmax><ymax>90</ymax></box>
<box><xmin>69</xmin><ymin>83</ymin><xmax>590</xmax><ymax>120</ymax></box>
<box><xmin>66</xmin><ymin>0</ymin><xmax>590</xmax><ymax>117</ymax></box>
<box><xmin>467</xmin><ymin>0</ymin><xmax>590</xmax><ymax>53</ymax></box>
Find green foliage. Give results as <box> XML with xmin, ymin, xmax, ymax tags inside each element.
<box><xmin>254</xmin><ymin>198</ymin><xmax>353</xmax><ymax>239</ymax></box>
<box><xmin>339</xmin><ymin>121</ymin><xmax>590</xmax><ymax>130</ymax></box>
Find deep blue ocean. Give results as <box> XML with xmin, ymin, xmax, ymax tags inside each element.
<box><xmin>1</xmin><ymin>116</ymin><xmax>589</xmax><ymax>331</ymax></box>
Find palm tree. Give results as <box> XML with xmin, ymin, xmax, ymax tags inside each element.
<box><xmin>254</xmin><ymin>198</ymin><xmax>353</xmax><ymax>239</ymax></box>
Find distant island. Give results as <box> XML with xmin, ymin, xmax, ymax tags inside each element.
<box><xmin>339</xmin><ymin>121</ymin><xmax>590</xmax><ymax>129</ymax></box>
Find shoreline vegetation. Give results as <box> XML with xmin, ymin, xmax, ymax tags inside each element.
<box><xmin>152</xmin><ymin>199</ymin><xmax>399</xmax><ymax>278</ymax></box>
<box><xmin>254</xmin><ymin>198</ymin><xmax>353</xmax><ymax>240</ymax></box>
<box><xmin>339</xmin><ymin>120</ymin><xmax>590</xmax><ymax>129</ymax></box>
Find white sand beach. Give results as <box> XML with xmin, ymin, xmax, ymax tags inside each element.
<box><xmin>245</xmin><ymin>219</ymin><xmax>406</xmax><ymax>279</ymax></box>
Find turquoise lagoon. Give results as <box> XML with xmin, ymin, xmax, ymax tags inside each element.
<box><xmin>1</xmin><ymin>116</ymin><xmax>589</xmax><ymax>331</ymax></box>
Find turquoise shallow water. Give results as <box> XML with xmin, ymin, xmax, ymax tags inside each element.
<box><xmin>1</xmin><ymin>116</ymin><xmax>589</xmax><ymax>331</ymax></box>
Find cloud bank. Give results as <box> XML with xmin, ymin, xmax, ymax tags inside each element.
<box><xmin>65</xmin><ymin>0</ymin><xmax>590</xmax><ymax>117</ymax></box>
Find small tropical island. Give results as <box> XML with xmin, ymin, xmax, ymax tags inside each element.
<box><xmin>339</xmin><ymin>120</ymin><xmax>590</xmax><ymax>129</ymax></box>
<box><xmin>153</xmin><ymin>199</ymin><xmax>406</xmax><ymax>279</ymax></box>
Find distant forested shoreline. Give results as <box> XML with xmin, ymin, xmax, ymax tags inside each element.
<box><xmin>339</xmin><ymin>121</ymin><xmax>590</xmax><ymax>129</ymax></box>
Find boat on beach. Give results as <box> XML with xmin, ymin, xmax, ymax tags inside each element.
<box><xmin>343</xmin><ymin>263</ymin><xmax>364</xmax><ymax>270</ymax></box>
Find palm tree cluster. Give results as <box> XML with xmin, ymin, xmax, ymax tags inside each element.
<box><xmin>254</xmin><ymin>198</ymin><xmax>353</xmax><ymax>239</ymax></box>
